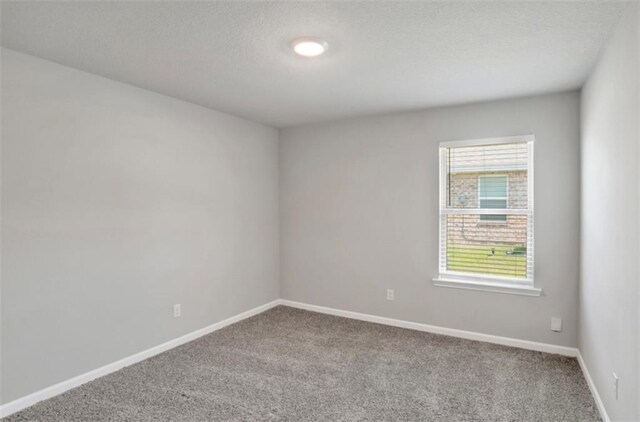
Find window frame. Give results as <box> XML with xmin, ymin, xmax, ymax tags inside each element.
<box><xmin>477</xmin><ymin>174</ymin><xmax>508</xmax><ymax>223</ymax></box>
<box><xmin>433</xmin><ymin>135</ymin><xmax>540</xmax><ymax>296</ymax></box>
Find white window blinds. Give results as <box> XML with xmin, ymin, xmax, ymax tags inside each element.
<box><xmin>439</xmin><ymin>136</ymin><xmax>534</xmax><ymax>284</ymax></box>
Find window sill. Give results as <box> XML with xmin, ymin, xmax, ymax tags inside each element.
<box><xmin>432</xmin><ymin>276</ymin><xmax>542</xmax><ymax>297</ymax></box>
<box><xmin>476</xmin><ymin>221</ymin><xmax>508</xmax><ymax>226</ymax></box>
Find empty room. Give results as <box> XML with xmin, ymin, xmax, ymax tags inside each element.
<box><xmin>0</xmin><ymin>1</ymin><xmax>639</xmax><ymax>421</ymax></box>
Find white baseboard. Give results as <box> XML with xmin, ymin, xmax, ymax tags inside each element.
<box><xmin>279</xmin><ymin>299</ymin><xmax>578</xmax><ymax>357</ymax></box>
<box><xmin>577</xmin><ymin>351</ymin><xmax>610</xmax><ymax>422</ymax></box>
<box><xmin>0</xmin><ymin>298</ymin><xmax>587</xmax><ymax>419</ymax></box>
<box><xmin>0</xmin><ymin>299</ymin><xmax>281</xmax><ymax>418</ymax></box>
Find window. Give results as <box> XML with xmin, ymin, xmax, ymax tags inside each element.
<box><xmin>478</xmin><ymin>175</ymin><xmax>507</xmax><ymax>222</ymax></box>
<box><xmin>434</xmin><ymin>135</ymin><xmax>538</xmax><ymax>296</ymax></box>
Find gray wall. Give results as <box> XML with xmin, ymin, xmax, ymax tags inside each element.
<box><xmin>280</xmin><ymin>91</ymin><xmax>580</xmax><ymax>347</ymax></box>
<box><xmin>1</xmin><ymin>49</ymin><xmax>280</xmax><ymax>404</ymax></box>
<box><xmin>580</xmin><ymin>4</ymin><xmax>639</xmax><ymax>421</ymax></box>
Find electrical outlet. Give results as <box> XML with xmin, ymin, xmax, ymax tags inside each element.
<box><xmin>387</xmin><ymin>289</ymin><xmax>394</xmax><ymax>301</ymax></box>
<box><xmin>550</xmin><ymin>317</ymin><xmax>562</xmax><ymax>332</ymax></box>
<box><xmin>173</xmin><ymin>304</ymin><xmax>181</xmax><ymax>318</ymax></box>
<box><xmin>612</xmin><ymin>373</ymin><xmax>618</xmax><ymax>400</ymax></box>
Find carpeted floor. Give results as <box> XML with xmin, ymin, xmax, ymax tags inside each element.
<box><xmin>5</xmin><ymin>306</ymin><xmax>600</xmax><ymax>421</ymax></box>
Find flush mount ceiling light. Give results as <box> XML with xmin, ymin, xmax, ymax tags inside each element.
<box><xmin>291</xmin><ymin>37</ymin><xmax>328</xmax><ymax>57</ymax></box>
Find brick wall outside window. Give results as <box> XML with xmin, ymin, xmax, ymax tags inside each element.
<box><xmin>446</xmin><ymin>170</ymin><xmax>527</xmax><ymax>246</ymax></box>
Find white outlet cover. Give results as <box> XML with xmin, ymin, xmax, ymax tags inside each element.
<box><xmin>387</xmin><ymin>289</ymin><xmax>394</xmax><ymax>301</ymax></box>
<box><xmin>550</xmin><ymin>317</ymin><xmax>562</xmax><ymax>332</ymax></box>
<box><xmin>173</xmin><ymin>304</ymin><xmax>181</xmax><ymax>318</ymax></box>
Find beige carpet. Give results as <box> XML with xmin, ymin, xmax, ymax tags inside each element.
<box><xmin>5</xmin><ymin>306</ymin><xmax>599</xmax><ymax>421</ymax></box>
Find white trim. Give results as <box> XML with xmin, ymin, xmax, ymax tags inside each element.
<box><xmin>439</xmin><ymin>135</ymin><xmax>535</xmax><ymax>286</ymax></box>
<box><xmin>439</xmin><ymin>134</ymin><xmax>534</xmax><ymax>148</ymax></box>
<box><xmin>438</xmin><ymin>269</ymin><xmax>534</xmax><ymax>286</ymax></box>
<box><xmin>527</xmin><ymin>140</ymin><xmax>535</xmax><ymax>283</ymax></box>
<box><xmin>442</xmin><ymin>208</ymin><xmax>529</xmax><ymax>215</ymax></box>
<box><xmin>0</xmin><ymin>300</ymin><xmax>281</xmax><ymax>418</ymax></box>
<box><xmin>1</xmin><ymin>299</ymin><xmax>593</xmax><ymax>419</ymax></box>
<box><xmin>433</xmin><ymin>277</ymin><xmax>541</xmax><ymax>296</ymax></box>
<box><xmin>279</xmin><ymin>299</ymin><xmax>576</xmax><ymax>357</ymax></box>
<box><xmin>577</xmin><ymin>351</ymin><xmax>610</xmax><ymax>422</ymax></box>
<box><xmin>451</xmin><ymin>165</ymin><xmax>527</xmax><ymax>173</ymax></box>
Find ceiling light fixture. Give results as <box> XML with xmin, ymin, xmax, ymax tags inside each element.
<box><xmin>291</xmin><ymin>37</ymin><xmax>328</xmax><ymax>57</ymax></box>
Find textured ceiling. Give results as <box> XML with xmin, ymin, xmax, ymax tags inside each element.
<box><xmin>1</xmin><ymin>1</ymin><xmax>628</xmax><ymax>127</ymax></box>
